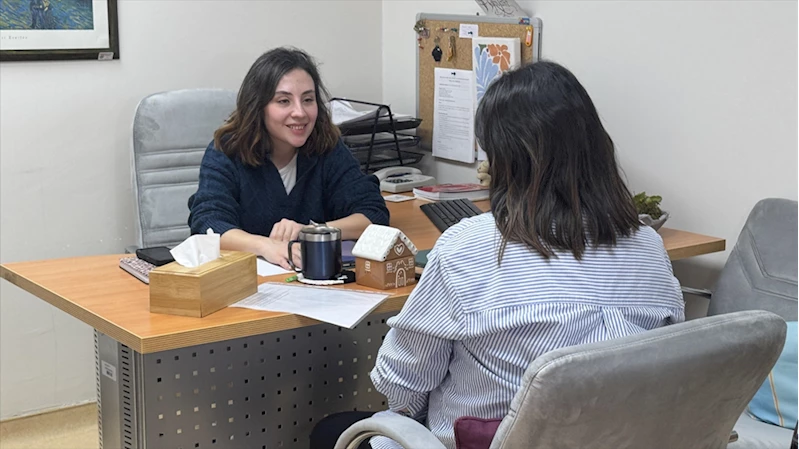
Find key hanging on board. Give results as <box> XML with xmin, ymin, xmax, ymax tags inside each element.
<box><xmin>432</xmin><ymin>36</ymin><xmax>443</xmax><ymax>62</ymax></box>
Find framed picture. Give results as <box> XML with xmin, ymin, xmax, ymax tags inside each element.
<box><xmin>0</xmin><ymin>0</ymin><xmax>119</xmax><ymax>61</ymax></box>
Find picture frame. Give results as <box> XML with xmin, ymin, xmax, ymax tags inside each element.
<box><xmin>0</xmin><ymin>0</ymin><xmax>119</xmax><ymax>62</ymax></box>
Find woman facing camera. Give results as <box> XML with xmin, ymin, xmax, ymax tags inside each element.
<box><xmin>342</xmin><ymin>61</ymin><xmax>683</xmax><ymax>449</ymax></box>
<box><xmin>188</xmin><ymin>48</ymin><xmax>389</xmax><ymax>269</ymax></box>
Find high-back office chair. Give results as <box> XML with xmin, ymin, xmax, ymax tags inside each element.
<box><xmin>334</xmin><ymin>311</ymin><xmax>786</xmax><ymax>449</ymax></box>
<box><xmin>683</xmin><ymin>198</ymin><xmax>798</xmax><ymax>448</ymax></box>
<box><xmin>129</xmin><ymin>88</ymin><xmax>236</xmax><ymax>251</ymax></box>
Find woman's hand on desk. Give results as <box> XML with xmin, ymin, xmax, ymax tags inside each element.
<box><xmin>269</xmin><ymin>219</ymin><xmax>305</xmax><ymax>242</ymax></box>
<box><xmin>220</xmin><ymin>229</ymin><xmax>301</xmax><ymax>271</ymax></box>
<box><xmin>261</xmin><ymin>238</ymin><xmax>302</xmax><ymax>271</ymax></box>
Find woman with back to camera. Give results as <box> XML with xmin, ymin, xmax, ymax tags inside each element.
<box><xmin>311</xmin><ymin>61</ymin><xmax>685</xmax><ymax>449</ymax></box>
<box><xmin>188</xmin><ymin>47</ymin><xmax>389</xmax><ymax>269</ymax></box>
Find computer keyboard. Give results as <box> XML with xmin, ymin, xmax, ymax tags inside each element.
<box><xmin>420</xmin><ymin>198</ymin><xmax>484</xmax><ymax>232</ymax></box>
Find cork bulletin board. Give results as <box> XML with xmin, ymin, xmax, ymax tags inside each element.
<box><xmin>415</xmin><ymin>14</ymin><xmax>542</xmax><ymax>149</ymax></box>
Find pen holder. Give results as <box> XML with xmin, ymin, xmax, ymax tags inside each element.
<box><xmin>149</xmin><ymin>250</ymin><xmax>257</xmax><ymax>317</ymax></box>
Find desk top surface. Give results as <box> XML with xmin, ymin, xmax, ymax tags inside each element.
<box><xmin>0</xmin><ymin>198</ymin><xmax>725</xmax><ymax>354</ymax></box>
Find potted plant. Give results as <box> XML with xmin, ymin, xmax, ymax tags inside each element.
<box><xmin>634</xmin><ymin>192</ymin><xmax>669</xmax><ymax>230</ymax></box>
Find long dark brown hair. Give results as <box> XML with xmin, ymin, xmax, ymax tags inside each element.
<box><xmin>475</xmin><ymin>61</ymin><xmax>640</xmax><ymax>262</ymax></box>
<box><xmin>214</xmin><ymin>47</ymin><xmax>340</xmax><ymax>166</ymax></box>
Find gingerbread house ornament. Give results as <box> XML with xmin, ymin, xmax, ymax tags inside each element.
<box><xmin>352</xmin><ymin>225</ymin><xmax>418</xmax><ymax>290</ymax></box>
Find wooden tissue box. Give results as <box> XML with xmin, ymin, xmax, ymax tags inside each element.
<box><xmin>149</xmin><ymin>250</ymin><xmax>257</xmax><ymax>317</ymax></box>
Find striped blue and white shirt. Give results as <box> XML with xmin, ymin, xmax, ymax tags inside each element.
<box><xmin>369</xmin><ymin>213</ymin><xmax>684</xmax><ymax>449</ymax></box>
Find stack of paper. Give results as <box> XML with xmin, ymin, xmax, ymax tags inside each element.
<box><xmin>329</xmin><ymin>100</ymin><xmax>389</xmax><ymax>126</ymax></box>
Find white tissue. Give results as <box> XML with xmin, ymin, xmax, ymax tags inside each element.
<box><xmin>170</xmin><ymin>228</ymin><xmax>221</xmax><ymax>268</ymax></box>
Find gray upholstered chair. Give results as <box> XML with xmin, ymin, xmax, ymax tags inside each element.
<box><xmin>127</xmin><ymin>88</ymin><xmax>236</xmax><ymax>251</ymax></box>
<box><xmin>335</xmin><ymin>310</ymin><xmax>786</xmax><ymax>449</ymax></box>
<box><xmin>683</xmin><ymin>198</ymin><xmax>798</xmax><ymax>448</ymax></box>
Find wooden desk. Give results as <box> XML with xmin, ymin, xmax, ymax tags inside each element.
<box><xmin>389</xmin><ymin>198</ymin><xmax>726</xmax><ymax>261</ymax></box>
<box><xmin>0</xmin><ymin>198</ymin><xmax>725</xmax><ymax>449</ymax></box>
<box><xmin>0</xmin><ymin>199</ymin><xmax>725</xmax><ymax>354</ymax></box>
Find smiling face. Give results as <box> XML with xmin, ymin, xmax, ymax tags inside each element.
<box><xmin>264</xmin><ymin>68</ymin><xmax>319</xmax><ymax>155</ymax></box>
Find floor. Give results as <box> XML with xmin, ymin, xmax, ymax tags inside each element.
<box><xmin>0</xmin><ymin>403</ymin><xmax>98</xmax><ymax>449</ymax></box>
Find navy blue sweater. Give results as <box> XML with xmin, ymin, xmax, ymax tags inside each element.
<box><xmin>188</xmin><ymin>140</ymin><xmax>389</xmax><ymax>237</ymax></box>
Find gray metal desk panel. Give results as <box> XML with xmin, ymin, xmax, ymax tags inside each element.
<box><xmin>97</xmin><ymin>312</ymin><xmax>394</xmax><ymax>449</ymax></box>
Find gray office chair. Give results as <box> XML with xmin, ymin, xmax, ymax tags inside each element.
<box><xmin>683</xmin><ymin>198</ymin><xmax>798</xmax><ymax>448</ymax></box>
<box><xmin>128</xmin><ymin>88</ymin><xmax>236</xmax><ymax>251</ymax></box>
<box><xmin>335</xmin><ymin>311</ymin><xmax>786</xmax><ymax>449</ymax></box>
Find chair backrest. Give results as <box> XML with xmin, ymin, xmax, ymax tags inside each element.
<box><xmin>490</xmin><ymin>311</ymin><xmax>786</xmax><ymax>449</ymax></box>
<box><xmin>708</xmin><ymin>198</ymin><xmax>798</xmax><ymax>320</ymax></box>
<box><xmin>131</xmin><ymin>88</ymin><xmax>236</xmax><ymax>248</ymax></box>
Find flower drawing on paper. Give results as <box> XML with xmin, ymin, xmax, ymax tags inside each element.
<box><xmin>487</xmin><ymin>44</ymin><xmax>511</xmax><ymax>71</ymax></box>
<box><xmin>474</xmin><ymin>44</ymin><xmax>500</xmax><ymax>105</ymax></box>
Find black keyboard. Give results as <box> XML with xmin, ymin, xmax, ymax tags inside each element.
<box><xmin>420</xmin><ymin>198</ymin><xmax>484</xmax><ymax>232</ymax></box>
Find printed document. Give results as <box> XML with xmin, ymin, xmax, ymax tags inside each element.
<box><xmin>432</xmin><ymin>68</ymin><xmax>476</xmax><ymax>163</ymax></box>
<box><xmin>230</xmin><ymin>283</ymin><xmax>390</xmax><ymax>329</ymax></box>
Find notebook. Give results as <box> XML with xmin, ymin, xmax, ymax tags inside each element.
<box><xmin>412</xmin><ymin>183</ymin><xmax>489</xmax><ymax>202</ymax></box>
<box><xmin>415</xmin><ymin>249</ymin><xmax>431</xmax><ymax>268</ymax></box>
<box><xmin>343</xmin><ymin>240</ymin><xmax>356</xmax><ymax>265</ymax></box>
<box><xmin>119</xmin><ymin>256</ymin><xmax>156</xmax><ymax>284</ymax></box>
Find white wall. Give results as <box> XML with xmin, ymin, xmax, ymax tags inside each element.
<box><xmin>0</xmin><ymin>0</ymin><xmax>383</xmax><ymax>419</ymax></box>
<box><xmin>383</xmin><ymin>0</ymin><xmax>798</xmax><ymax>314</ymax></box>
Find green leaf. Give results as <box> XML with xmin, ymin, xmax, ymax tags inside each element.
<box><xmin>633</xmin><ymin>191</ymin><xmax>663</xmax><ymax>219</ymax></box>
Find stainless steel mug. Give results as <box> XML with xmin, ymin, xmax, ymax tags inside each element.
<box><xmin>287</xmin><ymin>225</ymin><xmax>342</xmax><ymax>280</ymax></box>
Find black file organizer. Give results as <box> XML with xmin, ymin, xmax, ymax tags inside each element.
<box><xmin>332</xmin><ymin>98</ymin><xmax>423</xmax><ymax>173</ymax></box>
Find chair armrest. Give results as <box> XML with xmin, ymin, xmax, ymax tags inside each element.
<box><xmin>334</xmin><ymin>413</ymin><xmax>446</xmax><ymax>449</ymax></box>
<box><xmin>681</xmin><ymin>286</ymin><xmax>712</xmax><ymax>299</ymax></box>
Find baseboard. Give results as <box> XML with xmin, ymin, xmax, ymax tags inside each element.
<box><xmin>0</xmin><ymin>400</ymin><xmax>96</xmax><ymax>423</ymax></box>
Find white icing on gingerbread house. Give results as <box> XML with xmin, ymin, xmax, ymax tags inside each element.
<box><xmin>351</xmin><ymin>225</ymin><xmax>418</xmax><ymax>262</ymax></box>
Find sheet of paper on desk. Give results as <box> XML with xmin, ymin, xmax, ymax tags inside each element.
<box><xmin>384</xmin><ymin>194</ymin><xmax>416</xmax><ymax>203</ymax></box>
<box><xmin>432</xmin><ymin>68</ymin><xmax>476</xmax><ymax>163</ymax></box>
<box><xmin>230</xmin><ymin>283</ymin><xmax>390</xmax><ymax>329</ymax></box>
<box><xmin>256</xmin><ymin>257</ymin><xmax>293</xmax><ymax>277</ymax></box>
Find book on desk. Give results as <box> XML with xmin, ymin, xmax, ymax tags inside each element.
<box><xmin>413</xmin><ymin>183</ymin><xmax>489</xmax><ymax>202</ymax></box>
